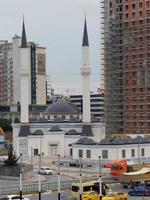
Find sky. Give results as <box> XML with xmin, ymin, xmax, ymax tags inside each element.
<box><xmin>0</xmin><ymin>0</ymin><xmax>103</xmax><ymax>95</ymax></box>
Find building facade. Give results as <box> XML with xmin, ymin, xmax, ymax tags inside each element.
<box><xmin>104</xmin><ymin>0</ymin><xmax>150</xmax><ymax>135</ymax></box>
<box><xmin>72</xmin><ymin>135</ymin><xmax>150</xmax><ymax>164</ymax></box>
<box><xmin>70</xmin><ymin>93</ymin><xmax>104</xmax><ymax>121</ymax></box>
<box><xmin>0</xmin><ymin>36</ymin><xmax>46</xmax><ymax>105</ymax></box>
<box><xmin>0</xmin><ymin>40</ymin><xmax>13</xmax><ymax>105</ymax></box>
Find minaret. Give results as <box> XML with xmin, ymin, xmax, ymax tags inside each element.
<box><xmin>20</xmin><ymin>19</ymin><xmax>30</xmax><ymax>124</ymax></box>
<box><xmin>81</xmin><ymin>17</ymin><xmax>91</xmax><ymax>123</ymax></box>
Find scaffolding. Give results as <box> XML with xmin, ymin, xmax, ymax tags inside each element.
<box><xmin>102</xmin><ymin>0</ymin><xmax>124</xmax><ymax>135</ymax></box>
<box><xmin>103</xmin><ymin>0</ymin><xmax>150</xmax><ymax>135</ymax></box>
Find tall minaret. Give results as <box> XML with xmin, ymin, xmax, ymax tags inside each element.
<box><xmin>80</xmin><ymin>17</ymin><xmax>91</xmax><ymax>124</ymax></box>
<box><xmin>20</xmin><ymin>19</ymin><xmax>30</xmax><ymax>124</ymax></box>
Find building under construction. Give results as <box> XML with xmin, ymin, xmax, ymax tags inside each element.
<box><xmin>104</xmin><ymin>0</ymin><xmax>150</xmax><ymax>135</ymax></box>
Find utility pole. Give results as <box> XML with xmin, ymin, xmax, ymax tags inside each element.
<box><xmin>19</xmin><ymin>153</ymin><xmax>23</xmax><ymax>200</ymax></box>
<box><xmin>138</xmin><ymin>142</ymin><xmax>141</xmax><ymax>164</ymax></box>
<box><xmin>31</xmin><ymin>147</ymin><xmax>33</xmax><ymax>165</ymax></box>
<box><xmin>38</xmin><ymin>154</ymin><xmax>41</xmax><ymax>200</ymax></box>
<box><xmin>99</xmin><ymin>156</ymin><xmax>102</xmax><ymax>200</ymax></box>
<box><xmin>57</xmin><ymin>154</ymin><xmax>61</xmax><ymax>200</ymax></box>
<box><xmin>79</xmin><ymin>157</ymin><xmax>82</xmax><ymax>200</ymax></box>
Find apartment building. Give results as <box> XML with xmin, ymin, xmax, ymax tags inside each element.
<box><xmin>69</xmin><ymin>93</ymin><xmax>104</xmax><ymax>121</ymax></box>
<box><xmin>104</xmin><ymin>0</ymin><xmax>150</xmax><ymax>135</ymax></box>
<box><xmin>0</xmin><ymin>40</ymin><xmax>13</xmax><ymax>105</ymax></box>
<box><xmin>0</xmin><ymin>35</ymin><xmax>46</xmax><ymax>105</ymax></box>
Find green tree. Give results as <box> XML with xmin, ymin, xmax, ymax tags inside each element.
<box><xmin>4</xmin><ymin>146</ymin><xmax>19</xmax><ymax>166</ymax></box>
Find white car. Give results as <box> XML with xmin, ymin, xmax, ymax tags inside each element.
<box><xmin>6</xmin><ymin>195</ymin><xmax>29</xmax><ymax>200</ymax></box>
<box><xmin>38</xmin><ymin>167</ymin><xmax>53</xmax><ymax>175</ymax></box>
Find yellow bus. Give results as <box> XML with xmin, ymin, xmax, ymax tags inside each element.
<box><xmin>71</xmin><ymin>180</ymin><xmax>109</xmax><ymax>196</ymax></box>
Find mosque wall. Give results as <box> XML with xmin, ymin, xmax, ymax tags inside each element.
<box><xmin>72</xmin><ymin>143</ymin><xmax>150</xmax><ymax>163</ymax></box>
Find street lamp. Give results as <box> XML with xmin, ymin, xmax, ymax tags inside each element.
<box><xmin>138</xmin><ymin>142</ymin><xmax>141</xmax><ymax>164</ymax></box>
<box><xmin>99</xmin><ymin>156</ymin><xmax>102</xmax><ymax>200</ymax></box>
<box><xmin>19</xmin><ymin>153</ymin><xmax>23</xmax><ymax>200</ymax></box>
<box><xmin>57</xmin><ymin>154</ymin><xmax>61</xmax><ymax>200</ymax></box>
<box><xmin>38</xmin><ymin>154</ymin><xmax>42</xmax><ymax>200</ymax></box>
<box><xmin>31</xmin><ymin>147</ymin><xmax>33</xmax><ymax>165</ymax></box>
<box><xmin>79</xmin><ymin>157</ymin><xmax>82</xmax><ymax>200</ymax></box>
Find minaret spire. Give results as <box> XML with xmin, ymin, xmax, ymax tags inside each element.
<box><xmin>21</xmin><ymin>17</ymin><xmax>27</xmax><ymax>48</ymax></box>
<box><xmin>82</xmin><ymin>16</ymin><xmax>89</xmax><ymax>47</ymax></box>
<box><xmin>80</xmin><ymin>16</ymin><xmax>93</xmax><ymax>136</ymax></box>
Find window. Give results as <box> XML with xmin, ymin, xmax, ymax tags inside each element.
<box><xmin>141</xmin><ymin>148</ymin><xmax>145</xmax><ymax>156</ymax></box>
<box><xmin>79</xmin><ymin>149</ymin><xmax>83</xmax><ymax>158</ymax></box>
<box><xmin>132</xmin><ymin>12</ymin><xmax>136</xmax><ymax>18</ymax></box>
<box><xmin>132</xmin><ymin>3</ymin><xmax>135</xmax><ymax>9</ymax></box>
<box><xmin>125</xmin><ymin>4</ymin><xmax>128</xmax><ymax>10</ymax></box>
<box><xmin>131</xmin><ymin>149</ymin><xmax>135</xmax><ymax>157</ymax></box>
<box><xmin>146</xmin><ymin>1</ymin><xmax>150</xmax><ymax>7</ymax></box>
<box><xmin>122</xmin><ymin>149</ymin><xmax>126</xmax><ymax>158</ymax></box>
<box><xmin>70</xmin><ymin>148</ymin><xmax>72</xmax><ymax>156</ymax></box>
<box><xmin>102</xmin><ymin>150</ymin><xmax>108</xmax><ymax>159</ymax></box>
<box><xmin>86</xmin><ymin>150</ymin><xmax>91</xmax><ymax>158</ymax></box>
<box><xmin>139</xmin><ymin>11</ymin><xmax>143</xmax><ymax>17</ymax></box>
<box><xmin>125</xmin><ymin>13</ymin><xmax>128</xmax><ymax>19</ymax></box>
<box><xmin>34</xmin><ymin>148</ymin><xmax>38</xmax><ymax>155</ymax></box>
<box><xmin>62</xmin><ymin>115</ymin><xmax>65</xmax><ymax>119</ymax></box>
<box><xmin>139</xmin><ymin>2</ymin><xmax>142</xmax><ymax>8</ymax></box>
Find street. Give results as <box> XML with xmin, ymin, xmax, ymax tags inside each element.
<box><xmin>27</xmin><ymin>183</ymin><xmax>150</xmax><ymax>200</ymax></box>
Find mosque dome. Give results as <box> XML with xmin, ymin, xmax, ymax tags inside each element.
<box><xmin>44</xmin><ymin>99</ymin><xmax>81</xmax><ymax>115</ymax></box>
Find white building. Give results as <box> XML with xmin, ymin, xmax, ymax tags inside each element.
<box><xmin>12</xmin><ymin>18</ymin><xmax>105</xmax><ymax>160</ymax></box>
<box><xmin>72</xmin><ymin>136</ymin><xmax>150</xmax><ymax>164</ymax></box>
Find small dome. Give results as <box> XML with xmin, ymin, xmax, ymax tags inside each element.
<box><xmin>99</xmin><ymin>138</ymin><xmax>110</xmax><ymax>145</ymax></box>
<box><xmin>65</xmin><ymin>129</ymin><xmax>80</xmax><ymax>135</ymax></box>
<box><xmin>33</xmin><ymin>129</ymin><xmax>43</xmax><ymax>135</ymax></box>
<box><xmin>44</xmin><ymin>99</ymin><xmax>81</xmax><ymax>114</ymax></box>
<box><xmin>123</xmin><ymin>136</ymin><xmax>133</xmax><ymax>144</ymax></box>
<box><xmin>133</xmin><ymin>136</ymin><xmax>143</xmax><ymax>143</ymax></box>
<box><xmin>111</xmin><ymin>138</ymin><xmax>123</xmax><ymax>145</ymax></box>
<box><xmin>76</xmin><ymin>137</ymin><xmax>97</xmax><ymax>145</ymax></box>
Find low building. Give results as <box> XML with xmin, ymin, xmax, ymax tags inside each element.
<box><xmin>72</xmin><ymin>136</ymin><xmax>150</xmax><ymax>164</ymax></box>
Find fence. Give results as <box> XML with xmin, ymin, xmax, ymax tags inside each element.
<box><xmin>0</xmin><ymin>178</ymin><xmax>118</xmax><ymax>196</ymax></box>
<box><xmin>0</xmin><ymin>180</ymin><xmax>76</xmax><ymax>195</ymax></box>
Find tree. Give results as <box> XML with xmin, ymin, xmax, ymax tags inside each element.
<box><xmin>4</xmin><ymin>145</ymin><xmax>19</xmax><ymax>166</ymax></box>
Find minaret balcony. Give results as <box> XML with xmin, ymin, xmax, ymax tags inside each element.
<box><xmin>80</xmin><ymin>67</ymin><xmax>91</xmax><ymax>75</ymax></box>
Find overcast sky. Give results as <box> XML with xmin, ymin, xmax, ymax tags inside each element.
<box><xmin>0</xmin><ymin>0</ymin><xmax>103</xmax><ymax>95</ymax></box>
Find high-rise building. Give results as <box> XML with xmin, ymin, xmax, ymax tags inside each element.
<box><xmin>104</xmin><ymin>0</ymin><xmax>150</xmax><ymax>135</ymax></box>
<box><xmin>104</xmin><ymin>0</ymin><xmax>124</xmax><ymax>135</ymax></box>
<box><xmin>0</xmin><ymin>35</ymin><xmax>46</xmax><ymax>105</ymax></box>
<box><xmin>0</xmin><ymin>40</ymin><xmax>13</xmax><ymax>105</ymax></box>
<box><xmin>70</xmin><ymin>93</ymin><xmax>104</xmax><ymax>121</ymax></box>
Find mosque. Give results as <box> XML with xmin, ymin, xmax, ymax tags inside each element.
<box><xmin>12</xmin><ymin>19</ymin><xmax>105</xmax><ymax>160</ymax></box>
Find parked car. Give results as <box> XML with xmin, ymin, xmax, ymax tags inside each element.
<box><xmin>82</xmin><ymin>191</ymin><xmax>100</xmax><ymax>200</ymax></box>
<box><xmin>103</xmin><ymin>192</ymin><xmax>128</xmax><ymax>200</ymax></box>
<box><xmin>7</xmin><ymin>195</ymin><xmax>29</xmax><ymax>200</ymax></box>
<box><xmin>38</xmin><ymin>167</ymin><xmax>53</xmax><ymax>175</ymax></box>
<box><xmin>128</xmin><ymin>186</ymin><xmax>150</xmax><ymax>196</ymax></box>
